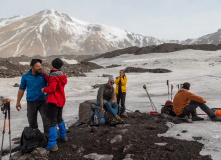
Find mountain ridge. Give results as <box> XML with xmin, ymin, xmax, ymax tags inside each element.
<box><xmin>0</xmin><ymin>9</ymin><xmax>221</xmax><ymax>58</ymax></box>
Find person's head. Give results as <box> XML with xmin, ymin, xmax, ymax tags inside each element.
<box><xmin>183</xmin><ymin>82</ymin><xmax>190</xmax><ymax>90</ymax></box>
<box><xmin>30</xmin><ymin>59</ymin><xmax>42</xmax><ymax>74</ymax></box>
<box><xmin>51</xmin><ymin>58</ymin><xmax>64</xmax><ymax>70</ymax></box>
<box><xmin>120</xmin><ymin>70</ymin><xmax>125</xmax><ymax>76</ymax></box>
<box><xmin>108</xmin><ymin>77</ymin><xmax>114</xmax><ymax>87</ymax></box>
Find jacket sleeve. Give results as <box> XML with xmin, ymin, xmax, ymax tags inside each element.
<box><xmin>19</xmin><ymin>75</ymin><xmax>26</xmax><ymax>90</ymax></box>
<box><xmin>43</xmin><ymin>77</ymin><xmax>57</xmax><ymax>93</ymax></box>
<box><xmin>121</xmin><ymin>76</ymin><xmax>127</xmax><ymax>85</ymax></box>
<box><xmin>97</xmin><ymin>85</ymin><xmax>104</xmax><ymax>108</ymax></box>
<box><xmin>115</xmin><ymin>77</ymin><xmax>120</xmax><ymax>84</ymax></box>
<box><xmin>43</xmin><ymin>73</ymin><xmax>49</xmax><ymax>82</ymax></box>
<box><xmin>187</xmin><ymin>92</ymin><xmax>206</xmax><ymax>103</ymax></box>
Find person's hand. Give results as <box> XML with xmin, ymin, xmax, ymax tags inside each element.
<box><xmin>42</xmin><ymin>67</ymin><xmax>45</xmax><ymax>74</ymax></box>
<box><xmin>41</xmin><ymin>88</ymin><xmax>44</xmax><ymax>93</ymax></box>
<box><xmin>16</xmin><ymin>102</ymin><xmax>22</xmax><ymax>111</ymax></box>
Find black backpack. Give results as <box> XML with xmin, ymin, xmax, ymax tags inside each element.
<box><xmin>20</xmin><ymin>127</ymin><xmax>47</xmax><ymax>154</ymax></box>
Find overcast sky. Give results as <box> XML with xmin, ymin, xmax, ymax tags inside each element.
<box><xmin>1</xmin><ymin>0</ymin><xmax>221</xmax><ymax>40</ymax></box>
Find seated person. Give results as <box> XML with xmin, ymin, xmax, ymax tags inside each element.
<box><xmin>97</xmin><ymin>77</ymin><xmax>123</xmax><ymax>124</ymax></box>
<box><xmin>173</xmin><ymin>82</ymin><xmax>221</xmax><ymax>121</ymax></box>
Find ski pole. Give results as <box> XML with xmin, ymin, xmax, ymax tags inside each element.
<box><xmin>143</xmin><ymin>85</ymin><xmax>157</xmax><ymax>110</ymax></box>
<box><xmin>171</xmin><ymin>84</ymin><xmax>173</xmax><ymax>101</ymax></box>
<box><xmin>167</xmin><ymin>80</ymin><xmax>169</xmax><ymax>100</ymax></box>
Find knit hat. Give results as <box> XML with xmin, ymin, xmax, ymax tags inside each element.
<box><xmin>52</xmin><ymin>58</ymin><xmax>64</xmax><ymax>69</ymax></box>
<box><xmin>108</xmin><ymin>76</ymin><xmax>114</xmax><ymax>83</ymax></box>
<box><xmin>30</xmin><ymin>59</ymin><xmax>42</xmax><ymax>66</ymax></box>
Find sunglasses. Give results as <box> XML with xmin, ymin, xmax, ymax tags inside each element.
<box><xmin>109</xmin><ymin>81</ymin><xmax>114</xmax><ymax>84</ymax></box>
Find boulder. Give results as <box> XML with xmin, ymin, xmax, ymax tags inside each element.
<box><xmin>78</xmin><ymin>99</ymin><xmax>96</xmax><ymax>124</ymax></box>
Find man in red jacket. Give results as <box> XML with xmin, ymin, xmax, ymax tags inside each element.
<box><xmin>41</xmin><ymin>58</ymin><xmax>67</xmax><ymax>151</ymax></box>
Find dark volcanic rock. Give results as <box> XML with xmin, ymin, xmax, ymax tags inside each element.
<box><xmin>0</xmin><ymin>57</ymin><xmax>103</xmax><ymax>78</ymax></box>
<box><xmin>47</xmin><ymin>113</ymin><xmax>211</xmax><ymax>160</ymax></box>
<box><xmin>125</xmin><ymin>67</ymin><xmax>172</xmax><ymax>73</ymax></box>
<box><xmin>106</xmin><ymin>64</ymin><xmax>121</xmax><ymax>68</ymax></box>
<box><xmin>86</xmin><ymin>43</ymin><xmax>221</xmax><ymax>60</ymax></box>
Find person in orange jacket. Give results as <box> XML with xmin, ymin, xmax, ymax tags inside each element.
<box><xmin>115</xmin><ymin>70</ymin><xmax>127</xmax><ymax>116</ymax></box>
<box><xmin>173</xmin><ymin>82</ymin><xmax>221</xmax><ymax>121</ymax></box>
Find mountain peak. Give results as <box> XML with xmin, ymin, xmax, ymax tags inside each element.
<box><xmin>0</xmin><ymin>10</ymin><xmax>221</xmax><ymax>58</ymax></box>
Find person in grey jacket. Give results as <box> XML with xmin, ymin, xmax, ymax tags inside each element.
<box><xmin>97</xmin><ymin>77</ymin><xmax>123</xmax><ymax>124</ymax></box>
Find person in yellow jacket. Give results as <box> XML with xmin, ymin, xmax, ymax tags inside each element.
<box><xmin>115</xmin><ymin>70</ymin><xmax>127</xmax><ymax>116</ymax></box>
<box><xmin>173</xmin><ymin>82</ymin><xmax>221</xmax><ymax>121</ymax></box>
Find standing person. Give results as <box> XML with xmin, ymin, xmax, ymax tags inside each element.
<box><xmin>16</xmin><ymin>59</ymin><xmax>48</xmax><ymax>137</ymax></box>
<box><xmin>173</xmin><ymin>82</ymin><xmax>221</xmax><ymax>121</ymax></box>
<box><xmin>97</xmin><ymin>77</ymin><xmax>123</xmax><ymax>124</ymax></box>
<box><xmin>41</xmin><ymin>58</ymin><xmax>67</xmax><ymax>151</ymax></box>
<box><xmin>115</xmin><ymin>70</ymin><xmax>127</xmax><ymax>116</ymax></box>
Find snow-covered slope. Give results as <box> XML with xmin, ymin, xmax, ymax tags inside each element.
<box><xmin>1</xmin><ymin>49</ymin><xmax>221</xmax><ymax>159</ymax></box>
<box><xmin>181</xmin><ymin>29</ymin><xmax>221</xmax><ymax>45</ymax></box>
<box><xmin>0</xmin><ymin>9</ymin><xmax>166</xmax><ymax>58</ymax></box>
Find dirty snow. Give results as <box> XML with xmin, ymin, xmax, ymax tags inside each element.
<box><xmin>1</xmin><ymin>49</ymin><xmax>221</xmax><ymax>159</ymax></box>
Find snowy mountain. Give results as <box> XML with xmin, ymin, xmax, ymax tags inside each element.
<box><xmin>1</xmin><ymin>9</ymin><xmax>221</xmax><ymax>58</ymax></box>
<box><xmin>0</xmin><ymin>9</ymin><xmax>167</xmax><ymax>58</ymax></box>
<box><xmin>181</xmin><ymin>29</ymin><xmax>221</xmax><ymax>45</ymax></box>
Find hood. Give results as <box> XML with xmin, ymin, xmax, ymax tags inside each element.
<box><xmin>58</xmin><ymin>75</ymin><xmax>67</xmax><ymax>86</ymax></box>
<box><xmin>50</xmin><ymin>70</ymin><xmax>63</xmax><ymax>77</ymax></box>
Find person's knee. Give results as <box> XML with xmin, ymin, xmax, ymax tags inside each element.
<box><xmin>104</xmin><ymin>102</ymin><xmax>111</xmax><ymax>107</ymax></box>
<box><xmin>112</xmin><ymin>102</ymin><xmax>118</xmax><ymax>109</ymax></box>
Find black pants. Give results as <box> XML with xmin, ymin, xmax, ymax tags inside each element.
<box><xmin>47</xmin><ymin>103</ymin><xmax>63</xmax><ymax>127</ymax></box>
<box><xmin>27</xmin><ymin>101</ymin><xmax>48</xmax><ymax>134</ymax></box>
<box><xmin>117</xmin><ymin>92</ymin><xmax>126</xmax><ymax>114</ymax></box>
<box><xmin>178</xmin><ymin>100</ymin><xmax>213</xmax><ymax>118</ymax></box>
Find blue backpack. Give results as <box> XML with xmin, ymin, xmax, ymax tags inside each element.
<box><xmin>90</xmin><ymin>103</ymin><xmax>105</xmax><ymax>126</ymax></box>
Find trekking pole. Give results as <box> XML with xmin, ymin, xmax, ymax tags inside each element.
<box><xmin>0</xmin><ymin>104</ymin><xmax>7</xmax><ymax>160</ymax></box>
<box><xmin>7</xmin><ymin>100</ymin><xmax>12</xmax><ymax>160</ymax></box>
<box><xmin>143</xmin><ymin>85</ymin><xmax>157</xmax><ymax>112</ymax></box>
<box><xmin>171</xmin><ymin>84</ymin><xmax>173</xmax><ymax>101</ymax></box>
<box><xmin>0</xmin><ymin>99</ymin><xmax>11</xmax><ymax>160</ymax></box>
<box><xmin>167</xmin><ymin>80</ymin><xmax>169</xmax><ymax>100</ymax></box>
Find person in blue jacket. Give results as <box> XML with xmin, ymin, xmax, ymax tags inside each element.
<box><xmin>16</xmin><ymin>59</ymin><xmax>48</xmax><ymax>137</ymax></box>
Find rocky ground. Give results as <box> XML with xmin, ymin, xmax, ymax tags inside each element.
<box><xmin>0</xmin><ymin>55</ymin><xmax>102</xmax><ymax>78</ymax></box>
<box><xmin>86</xmin><ymin>43</ymin><xmax>221</xmax><ymax>60</ymax></box>
<box><xmin>11</xmin><ymin>112</ymin><xmax>212</xmax><ymax>160</ymax></box>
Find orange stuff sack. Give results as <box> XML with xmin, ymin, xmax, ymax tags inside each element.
<box><xmin>215</xmin><ymin>110</ymin><xmax>221</xmax><ymax>117</ymax></box>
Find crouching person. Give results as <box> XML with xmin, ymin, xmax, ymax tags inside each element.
<box><xmin>97</xmin><ymin>77</ymin><xmax>123</xmax><ymax>125</ymax></box>
<box><xmin>41</xmin><ymin>58</ymin><xmax>68</xmax><ymax>151</ymax></box>
<box><xmin>173</xmin><ymin>82</ymin><xmax>221</xmax><ymax>121</ymax></box>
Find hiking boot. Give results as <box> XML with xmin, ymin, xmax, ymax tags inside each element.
<box><xmin>210</xmin><ymin>115</ymin><xmax>221</xmax><ymax>121</ymax></box>
<box><xmin>192</xmin><ymin>116</ymin><xmax>204</xmax><ymax>121</ymax></box>
<box><xmin>58</xmin><ymin>137</ymin><xmax>68</xmax><ymax>142</ymax></box>
<box><xmin>47</xmin><ymin>144</ymin><xmax>58</xmax><ymax>152</ymax></box>
<box><xmin>111</xmin><ymin>116</ymin><xmax>124</xmax><ymax>125</ymax></box>
<box><xmin>120</xmin><ymin>112</ymin><xmax>128</xmax><ymax>118</ymax></box>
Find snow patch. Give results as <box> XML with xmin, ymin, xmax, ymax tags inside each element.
<box><xmin>19</xmin><ymin>62</ymin><xmax>30</xmax><ymax>65</ymax></box>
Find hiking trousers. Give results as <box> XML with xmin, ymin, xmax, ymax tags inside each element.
<box><xmin>27</xmin><ymin>101</ymin><xmax>48</xmax><ymax>134</ymax></box>
<box><xmin>117</xmin><ymin>92</ymin><xmax>126</xmax><ymax>114</ymax></box>
<box><xmin>178</xmin><ymin>100</ymin><xmax>214</xmax><ymax>118</ymax></box>
<box><xmin>47</xmin><ymin>103</ymin><xmax>63</xmax><ymax>127</ymax></box>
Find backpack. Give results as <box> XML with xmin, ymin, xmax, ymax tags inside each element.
<box><xmin>20</xmin><ymin>127</ymin><xmax>47</xmax><ymax>154</ymax></box>
<box><xmin>161</xmin><ymin>100</ymin><xmax>176</xmax><ymax>117</ymax></box>
<box><xmin>90</xmin><ymin>103</ymin><xmax>105</xmax><ymax>126</ymax></box>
